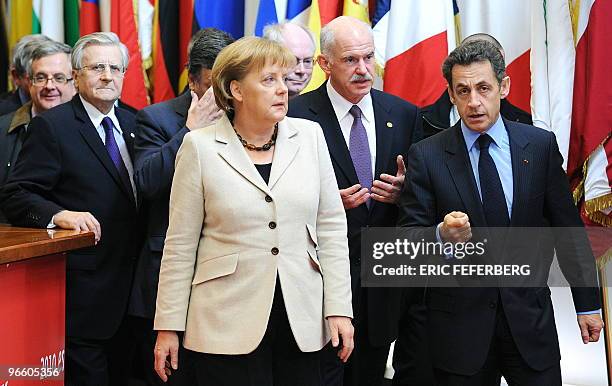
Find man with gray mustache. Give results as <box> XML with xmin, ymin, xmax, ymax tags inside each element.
<box><xmin>288</xmin><ymin>15</ymin><xmax>423</xmax><ymax>386</ymax></box>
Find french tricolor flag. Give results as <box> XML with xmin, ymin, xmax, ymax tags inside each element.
<box><xmin>374</xmin><ymin>0</ymin><xmax>456</xmax><ymax>107</ymax></box>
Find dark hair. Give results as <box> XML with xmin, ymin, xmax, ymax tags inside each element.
<box><xmin>188</xmin><ymin>28</ymin><xmax>235</xmax><ymax>79</ymax></box>
<box><xmin>442</xmin><ymin>40</ymin><xmax>506</xmax><ymax>86</ymax></box>
<box><xmin>461</xmin><ymin>33</ymin><xmax>503</xmax><ymax>52</ymax></box>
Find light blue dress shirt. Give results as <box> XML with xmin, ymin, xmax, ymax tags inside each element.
<box><xmin>435</xmin><ymin>115</ymin><xmax>598</xmax><ymax>315</ymax></box>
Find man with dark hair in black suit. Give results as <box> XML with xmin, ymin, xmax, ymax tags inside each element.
<box><xmin>288</xmin><ymin>15</ymin><xmax>422</xmax><ymax>386</ymax></box>
<box><xmin>398</xmin><ymin>39</ymin><xmax>602</xmax><ymax>385</ymax></box>
<box><xmin>421</xmin><ymin>33</ymin><xmax>532</xmax><ymax>139</ymax></box>
<box><xmin>127</xmin><ymin>27</ymin><xmax>234</xmax><ymax>385</ymax></box>
<box><xmin>1</xmin><ymin>32</ymin><xmax>140</xmax><ymax>386</ymax></box>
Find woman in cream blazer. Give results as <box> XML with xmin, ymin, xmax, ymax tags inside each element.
<box><xmin>153</xmin><ymin>37</ymin><xmax>353</xmax><ymax>386</ymax></box>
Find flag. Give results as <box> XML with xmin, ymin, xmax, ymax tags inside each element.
<box><xmin>254</xmin><ymin>0</ymin><xmax>311</xmax><ymax>35</ymax></box>
<box><xmin>255</xmin><ymin>0</ymin><xmax>279</xmax><ymax>36</ymax></box>
<box><xmin>100</xmin><ymin>0</ymin><xmax>111</xmax><ymax>32</ymax></box>
<box><xmin>457</xmin><ymin>0</ymin><xmax>531</xmax><ymax>112</ymax></box>
<box><xmin>176</xmin><ymin>0</ymin><xmax>196</xmax><ymax>94</ymax></box>
<box><xmin>568</xmin><ymin>0</ymin><xmax>612</xmax><ymax>232</ymax></box>
<box><xmin>303</xmin><ymin>0</ymin><xmax>343</xmax><ymax>93</ymax></box>
<box><xmin>378</xmin><ymin>0</ymin><xmax>456</xmax><ymax>107</ymax></box>
<box><xmin>111</xmin><ymin>0</ymin><xmax>149</xmax><ymax>108</ymax></box>
<box><xmin>194</xmin><ymin>0</ymin><xmax>245</xmax><ymax>39</ymax></box>
<box><xmin>343</xmin><ymin>0</ymin><xmax>369</xmax><ymax>21</ymax></box>
<box><xmin>64</xmin><ymin>0</ymin><xmax>79</xmax><ymax>46</ymax></box>
<box><xmin>80</xmin><ymin>0</ymin><xmax>101</xmax><ymax>36</ymax></box>
<box><xmin>32</xmin><ymin>0</ymin><xmax>64</xmax><ymax>42</ymax></box>
<box><xmin>8</xmin><ymin>0</ymin><xmax>33</xmax><ymax>53</ymax></box>
<box><xmin>138</xmin><ymin>0</ymin><xmax>155</xmax><ymax>83</ymax></box>
<box><xmin>151</xmin><ymin>0</ymin><xmax>178</xmax><ymax>103</ymax></box>
<box><xmin>530</xmin><ymin>0</ymin><xmax>576</xmax><ymax>162</ymax></box>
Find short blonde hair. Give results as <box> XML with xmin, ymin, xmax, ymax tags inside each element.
<box><xmin>212</xmin><ymin>36</ymin><xmax>296</xmax><ymax>113</ymax></box>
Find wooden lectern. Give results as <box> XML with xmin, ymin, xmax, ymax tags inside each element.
<box><xmin>0</xmin><ymin>226</ymin><xmax>94</xmax><ymax>385</ymax></box>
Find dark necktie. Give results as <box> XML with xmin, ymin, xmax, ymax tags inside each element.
<box><xmin>348</xmin><ymin>105</ymin><xmax>372</xmax><ymax>206</ymax></box>
<box><xmin>101</xmin><ymin>117</ymin><xmax>132</xmax><ymax>196</ymax></box>
<box><xmin>477</xmin><ymin>134</ymin><xmax>510</xmax><ymax>227</ymax></box>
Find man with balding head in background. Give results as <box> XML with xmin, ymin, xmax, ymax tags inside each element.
<box><xmin>288</xmin><ymin>15</ymin><xmax>422</xmax><ymax>386</ymax></box>
<box><xmin>0</xmin><ymin>34</ymin><xmax>53</xmax><ymax>115</ymax></box>
<box><xmin>264</xmin><ymin>22</ymin><xmax>316</xmax><ymax>98</ymax></box>
<box><xmin>127</xmin><ymin>27</ymin><xmax>234</xmax><ymax>386</ymax></box>
<box><xmin>0</xmin><ymin>39</ymin><xmax>76</xmax><ymax>223</ymax></box>
<box><xmin>421</xmin><ymin>33</ymin><xmax>532</xmax><ymax>139</ymax></box>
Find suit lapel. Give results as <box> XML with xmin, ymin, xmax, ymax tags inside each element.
<box><xmin>268</xmin><ymin>119</ymin><xmax>299</xmax><ymax>190</ymax></box>
<box><xmin>444</xmin><ymin>124</ymin><xmax>487</xmax><ymax>227</ymax></box>
<box><xmin>372</xmin><ymin>90</ymin><xmax>394</xmax><ymax>180</ymax></box>
<box><xmin>73</xmin><ymin>98</ymin><xmax>136</xmax><ymax>206</ymax></box>
<box><xmin>506</xmin><ymin>119</ymin><xmax>532</xmax><ymax>226</ymax></box>
<box><xmin>216</xmin><ymin>116</ymin><xmax>272</xmax><ymax>196</ymax></box>
<box><xmin>173</xmin><ymin>91</ymin><xmax>191</xmax><ymax>130</ymax></box>
<box><xmin>309</xmin><ymin>84</ymin><xmax>359</xmax><ymax>186</ymax></box>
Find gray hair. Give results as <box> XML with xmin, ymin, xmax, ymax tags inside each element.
<box><xmin>27</xmin><ymin>41</ymin><xmax>72</xmax><ymax>77</ymax></box>
<box><xmin>263</xmin><ymin>22</ymin><xmax>316</xmax><ymax>48</ymax></box>
<box><xmin>320</xmin><ymin>17</ymin><xmax>373</xmax><ymax>57</ymax></box>
<box><xmin>442</xmin><ymin>40</ymin><xmax>506</xmax><ymax>86</ymax></box>
<box><xmin>71</xmin><ymin>32</ymin><xmax>129</xmax><ymax>71</ymax></box>
<box><xmin>11</xmin><ymin>34</ymin><xmax>53</xmax><ymax>76</ymax></box>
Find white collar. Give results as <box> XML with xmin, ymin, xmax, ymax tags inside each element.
<box><xmin>326</xmin><ymin>81</ymin><xmax>374</xmax><ymax>124</ymax></box>
<box><xmin>79</xmin><ymin>95</ymin><xmax>122</xmax><ymax>134</ymax></box>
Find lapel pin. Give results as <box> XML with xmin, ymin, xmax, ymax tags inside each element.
<box><xmin>386</xmin><ymin>121</ymin><xmax>393</xmax><ymax>128</ymax></box>
<box><xmin>523</xmin><ymin>159</ymin><xmax>529</xmax><ymax>164</ymax></box>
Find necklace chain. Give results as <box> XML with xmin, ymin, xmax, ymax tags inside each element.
<box><xmin>234</xmin><ymin>123</ymin><xmax>278</xmax><ymax>151</ymax></box>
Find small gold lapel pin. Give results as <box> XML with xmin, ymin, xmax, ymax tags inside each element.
<box><xmin>386</xmin><ymin>121</ymin><xmax>393</xmax><ymax>128</ymax></box>
<box><xmin>523</xmin><ymin>159</ymin><xmax>529</xmax><ymax>164</ymax></box>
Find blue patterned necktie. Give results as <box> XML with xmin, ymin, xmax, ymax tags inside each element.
<box><xmin>349</xmin><ymin>105</ymin><xmax>372</xmax><ymax>206</ymax></box>
<box><xmin>101</xmin><ymin>117</ymin><xmax>132</xmax><ymax>195</ymax></box>
<box><xmin>477</xmin><ymin>134</ymin><xmax>510</xmax><ymax>227</ymax></box>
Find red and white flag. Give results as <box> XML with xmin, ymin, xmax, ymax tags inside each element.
<box><xmin>457</xmin><ymin>0</ymin><xmax>531</xmax><ymax>113</ymax></box>
<box><xmin>568</xmin><ymin>0</ymin><xmax>612</xmax><ymax>229</ymax></box>
<box><xmin>375</xmin><ymin>0</ymin><xmax>456</xmax><ymax>107</ymax></box>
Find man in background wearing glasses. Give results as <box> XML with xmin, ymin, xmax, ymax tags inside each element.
<box><xmin>264</xmin><ymin>22</ymin><xmax>316</xmax><ymax>98</ymax></box>
<box><xmin>1</xmin><ymin>32</ymin><xmax>142</xmax><ymax>386</ymax></box>
<box><xmin>0</xmin><ymin>38</ymin><xmax>75</xmax><ymax>223</ymax></box>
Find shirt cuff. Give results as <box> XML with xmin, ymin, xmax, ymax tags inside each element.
<box><xmin>435</xmin><ymin>223</ymin><xmax>454</xmax><ymax>259</ymax></box>
<box><xmin>47</xmin><ymin>215</ymin><xmax>57</xmax><ymax>229</ymax></box>
<box><xmin>577</xmin><ymin>310</ymin><xmax>601</xmax><ymax>315</ymax></box>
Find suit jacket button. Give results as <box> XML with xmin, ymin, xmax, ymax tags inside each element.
<box><xmin>489</xmin><ymin>301</ymin><xmax>497</xmax><ymax>309</ymax></box>
<box><xmin>268</xmin><ymin>221</ymin><xmax>276</xmax><ymax>229</ymax></box>
<box><xmin>271</xmin><ymin>247</ymin><xmax>279</xmax><ymax>255</ymax></box>
<box><xmin>265</xmin><ymin>195</ymin><xmax>272</xmax><ymax>202</ymax></box>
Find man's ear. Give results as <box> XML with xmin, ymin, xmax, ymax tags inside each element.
<box><xmin>72</xmin><ymin>69</ymin><xmax>79</xmax><ymax>90</ymax></box>
<box><xmin>318</xmin><ymin>54</ymin><xmax>332</xmax><ymax>77</ymax></box>
<box><xmin>447</xmin><ymin>85</ymin><xmax>455</xmax><ymax>105</ymax></box>
<box><xmin>500</xmin><ymin>76</ymin><xmax>510</xmax><ymax>99</ymax></box>
<box><xmin>229</xmin><ymin>79</ymin><xmax>242</xmax><ymax>103</ymax></box>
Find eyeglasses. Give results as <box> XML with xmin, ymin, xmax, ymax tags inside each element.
<box><xmin>31</xmin><ymin>73</ymin><xmax>73</xmax><ymax>86</ymax></box>
<box><xmin>79</xmin><ymin>63</ymin><xmax>125</xmax><ymax>76</ymax></box>
<box><xmin>295</xmin><ymin>57</ymin><xmax>314</xmax><ymax>69</ymax></box>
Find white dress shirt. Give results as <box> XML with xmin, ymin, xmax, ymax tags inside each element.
<box><xmin>80</xmin><ymin>95</ymin><xmax>136</xmax><ymax>198</ymax></box>
<box><xmin>326</xmin><ymin>81</ymin><xmax>377</xmax><ymax>180</ymax></box>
